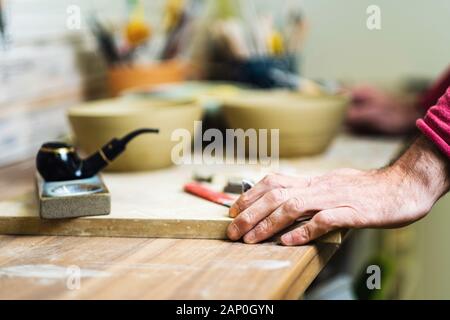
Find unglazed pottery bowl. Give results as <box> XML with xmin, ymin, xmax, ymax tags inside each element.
<box><xmin>222</xmin><ymin>91</ymin><xmax>349</xmax><ymax>157</ymax></box>
<box><xmin>68</xmin><ymin>98</ymin><xmax>202</xmax><ymax>171</ymax></box>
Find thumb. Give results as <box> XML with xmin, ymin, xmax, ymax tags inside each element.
<box><xmin>280</xmin><ymin>207</ymin><xmax>353</xmax><ymax>246</ymax></box>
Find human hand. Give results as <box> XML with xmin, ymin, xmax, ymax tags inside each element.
<box><xmin>227</xmin><ymin>137</ymin><xmax>449</xmax><ymax>246</ymax></box>
<box><xmin>347</xmin><ymin>85</ymin><xmax>422</xmax><ymax>135</ymax></box>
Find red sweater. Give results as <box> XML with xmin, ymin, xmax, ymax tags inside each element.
<box><xmin>416</xmin><ymin>67</ymin><xmax>450</xmax><ymax>159</ymax></box>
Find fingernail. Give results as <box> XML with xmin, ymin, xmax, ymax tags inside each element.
<box><xmin>227</xmin><ymin>223</ymin><xmax>240</xmax><ymax>240</ymax></box>
<box><xmin>229</xmin><ymin>205</ymin><xmax>239</xmax><ymax>218</ymax></box>
<box><xmin>281</xmin><ymin>233</ymin><xmax>293</xmax><ymax>245</ymax></box>
<box><xmin>243</xmin><ymin>231</ymin><xmax>256</xmax><ymax>244</ymax></box>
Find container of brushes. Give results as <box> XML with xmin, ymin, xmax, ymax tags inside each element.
<box><xmin>107</xmin><ymin>60</ymin><xmax>190</xmax><ymax>97</ymax></box>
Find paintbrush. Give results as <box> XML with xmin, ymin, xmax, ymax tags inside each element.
<box><xmin>0</xmin><ymin>0</ymin><xmax>6</xmax><ymax>46</ymax></box>
<box><xmin>286</xmin><ymin>10</ymin><xmax>308</xmax><ymax>54</ymax></box>
<box><xmin>212</xmin><ymin>19</ymin><xmax>250</xmax><ymax>60</ymax></box>
<box><xmin>89</xmin><ymin>16</ymin><xmax>121</xmax><ymax>66</ymax></box>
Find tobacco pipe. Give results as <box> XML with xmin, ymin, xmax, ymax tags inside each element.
<box><xmin>36</xmin><ymin>128</ymin><xmax>159</xmax><ymax>182</ymax></box>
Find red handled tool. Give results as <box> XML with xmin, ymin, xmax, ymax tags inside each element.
<box><xmin>183</xmin><ymin>182</ymin><xmax>235</xmax><ymax>207</ymax></box>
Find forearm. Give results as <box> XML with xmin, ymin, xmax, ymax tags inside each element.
<box><xmin>391</xmin><ymin>135</ymin><xmax>450</xmax><ymax>213</ymax></box>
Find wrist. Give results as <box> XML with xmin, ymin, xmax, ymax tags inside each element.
<box><xmin>390</xmin><ymin>136</ymin><xmax>450</xmax><ymax>213</ymax></box>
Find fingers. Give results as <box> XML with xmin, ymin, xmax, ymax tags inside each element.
<box><xmin>227</xmin><ymin>188</ymin><xmax>290</xmax><ymax>240</ymax></box>
<box><xmin>350</xmin><ymin>84</ymin><xmax>378</xmax><ymax>101</ymax></box>
<box><xmin>347</xmin><ymin>102</ymin><xmax>378</xmax><ymax>124</ymax></box>
<box><xmin>229</xmin><ymin>173</ymin><xmax>310</xmax><ymax>218</ymax></box>
<box><xmin>228</xmin><ymin>187</ymin><xmax>325</xmax><ymax>242</ymax></box>
<box><xmin>242</xmin><ymin>197</ymin><xmax>310</xmax><ymax>244</ymax></box>
<box><xmin>280</xmin><ymin>207</ymin><xmax>356</xmax><ymax>246</ymax></box>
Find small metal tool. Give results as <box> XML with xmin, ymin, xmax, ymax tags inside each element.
<box><xmin>224</xmin><ymin>178</ymin><xmax>255</xmax><ymax>194</ymax></box>
<box><xmin>241</xmin><ymin>179</ymin><xmax>254</xmax><ymax>193</ymax></box>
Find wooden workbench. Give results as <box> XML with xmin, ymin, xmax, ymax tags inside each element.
<box><xmin>0</xmin><ymin>134</ymin><xmax>403</xmax><ymax>299</ymax></box>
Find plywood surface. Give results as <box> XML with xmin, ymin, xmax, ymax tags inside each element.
<box><xmin>0</xmin><ymin>134</ymin><xmax>404</xmax><ymax>299</ymax></box>
<box><xmin>0</xmin><ymin>134</ymin><xmax>402</xmax><ymax>242</ymax></box>
<box><xmin>0</xmin><ymin>167</ymin><xmax>232</xmax><ymax>239</ymax></box>
<box><xmin>0</xmin><ymin>166</ymin><xmax>344</xmax><ymax>242</ymax></box>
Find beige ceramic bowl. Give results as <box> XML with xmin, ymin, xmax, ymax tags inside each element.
<box><xmin>222</xmin><ymin>91</ymin><xmax>349</xmax><ymax>157</ymax></box>
<box><xmin>68</xmin><ymin>98</ymin><xmax>202</xmax><ymax>171</ymax></box>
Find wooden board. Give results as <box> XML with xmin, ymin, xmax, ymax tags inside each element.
<box><xmin>0</xmin><ymin>235</ymin><xmax>338</xmax><ymax>299</ymax></box>
<box><xmin>0</xmin><ymin>165</ymin><xmax>343</xmax><ymax>243</ymax></box>
<box><xmin>0</xmin><ymin>134</ymin><xmax>402</xmax><ymax>242</ymax></box>
<box><xmin>0</xmin><ymin>166</ymin><xmax>228</xmax><ymax>238</ymax></box>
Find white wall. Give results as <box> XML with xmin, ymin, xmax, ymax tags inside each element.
<box><xmin>6</xmin><ymin>0</ymin><xmax>450</xmax><ymax>86</ymax></box>
<box><xmin>5</xmin><ymin>0</ymin><xmax>163</xmax><ymax>45</ymax></box>
<box><xmin>300</xmin><ymin>0</ymin><xmax>450</xmax><ymax>85</ymax></box>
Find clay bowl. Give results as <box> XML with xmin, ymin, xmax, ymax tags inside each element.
<box><xmin>222</xmin><ymin>91</ymin><xmax>349</xmax><ymax>157</ymax></box>
<box><xmin>68</xmin><ymin>98</ymin><xmax>202</xmax><ymax>171</ymax></box>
